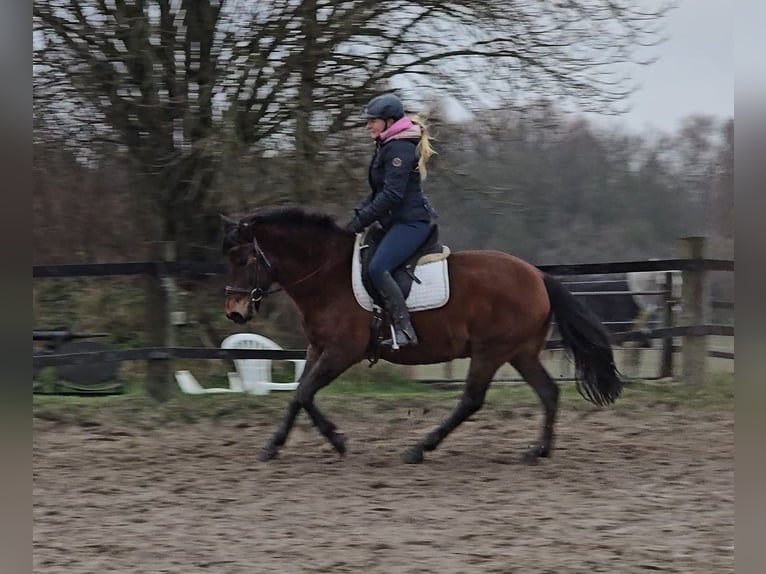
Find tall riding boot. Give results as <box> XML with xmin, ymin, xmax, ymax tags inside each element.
<box><xmin>376</xmin><ymin>271</ymin><xmax>418</xmax><ymax>348</ymax></box>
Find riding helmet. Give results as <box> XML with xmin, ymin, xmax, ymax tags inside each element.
<box><xmin>364</xmin><ymin>93</ymin><xmax>405</xmax><ymax>121</ymax></box>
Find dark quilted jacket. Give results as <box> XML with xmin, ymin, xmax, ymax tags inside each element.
<box><xmin>354</xmin><ymin>137</ymin><xmax>437</xmax><ymax>229</ymax></box>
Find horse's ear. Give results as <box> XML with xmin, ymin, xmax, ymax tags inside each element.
<box><xmin>220</xmin><ymin>214</ymin><xmax>239</xmax><ymax>240</ymax></box>
<box><xmin>220</xmin><ymin>213</ymin><xmax>237</xmax><ymax>230</ymax></box>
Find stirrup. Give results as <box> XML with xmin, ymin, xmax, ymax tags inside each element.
<box><xmin>382</xmin><ymin>325</ymin><xmax>417</xmax><ymax>350</ymax></box>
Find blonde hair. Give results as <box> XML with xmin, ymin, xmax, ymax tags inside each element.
<box><xmin>411</xmin><ymin>114</ymin><xmax>436</xmax><ymax>181</ymax></box>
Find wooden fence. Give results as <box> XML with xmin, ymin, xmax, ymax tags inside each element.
<box><xmin>33</xmin><ymin>236</ymin><xmax>733</xmax><ymax>399</ymax></box>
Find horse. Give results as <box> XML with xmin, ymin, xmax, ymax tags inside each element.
<box><xmin>555</xmin><ymin>271</ymin><xmax>681</xmax><ymax>378</ymax></box>
<box><xmin>221</xmin><ymin>207</ymin><xmax>623</xmax><ymax>464</ymax></box>
<box><xmin>563</xmin><ymin>271</ymin><xmax>680</xmax><ymax>338</ymax></box>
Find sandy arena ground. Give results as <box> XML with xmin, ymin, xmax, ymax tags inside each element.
<box><xmin>34</xmin><ymin>393</ymin><xmax>733</xmax><ymax>573</ymax></box>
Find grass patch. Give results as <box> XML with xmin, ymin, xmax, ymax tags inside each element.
<box><xmin>33</xmin><ymin>391</ymin><xmax>289</xmax><ymax>429</ymax></box>
<box><xmin>327</xmin><ymin>363</ymin><xmax>458</xmax><ymax>397</ymax></box>
<box><xmin>481</xmin><ymin>371</ymin><xmax>734</xmax><ymax>409</ymax></box>
<box><xmin>33</xmin><ymin>370</ymin><xmax>733</xmax><ymax>428</ymax></box>
<box><xmin>610</xmin><ymin>371</ymin><xmax>733</xmax><ymax>410</ymax></box>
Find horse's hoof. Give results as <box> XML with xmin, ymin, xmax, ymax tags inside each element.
<box><xmin>330</xmin><ymin>433</ymin><xmax>346</xmax><ymax>456</ymax></box>
<box><xmin>256</xmin><ymin>446</ymin><xmax>278</xmax><ymax>462</ymax></box>
<box><xmin>402</xmin><ymin>447</ymin><xmax>424</xmax><ymax>464</ymax></box>
<box><xmin>520</xmin><ymin>445</ymin><xmax>549</xmax><ymax>464</ymax></box>
<box><xmin>520</xmin><ymin>450</ymin><xmax>540</xmax><ymax>465</ymax></box>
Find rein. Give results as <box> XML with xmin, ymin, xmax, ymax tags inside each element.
<box><xmin>224</xmin><ymin>237</ymin><xmax>342</xmax><ymax>306</ymax></box>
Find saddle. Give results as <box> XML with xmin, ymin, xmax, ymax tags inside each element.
<box><xmin>359</xmin><ymin>222</ymin><xmax>445</xmax><ymax>306</ymax></box>
<box><xmin>357</xmin><ymin>223</ymin><xmax>449</xmax><ymax>364</ymax></box>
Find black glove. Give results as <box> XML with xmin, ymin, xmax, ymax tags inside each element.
<box><xmin>344</xmin><ymin>214</ymin><xmax>365</xmax><ymax>234</ymax></box>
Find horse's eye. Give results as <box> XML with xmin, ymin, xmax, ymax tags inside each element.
<box><xmin>228</xmin><ymin>250</ymin><xmax>247</xmax><ymax>267</ymax></box>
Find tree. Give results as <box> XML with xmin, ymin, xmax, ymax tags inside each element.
<box><xmin>227</xmin><ymin>0</ymin><xmax>674</xmax><ymax>200</ymax></box>
<box><xmin>34</xmin><ymin>0</ymin><xmax>672</xmax><ymax>254</ymax></box>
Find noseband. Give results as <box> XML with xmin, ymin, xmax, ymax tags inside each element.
<box><xmin>224</xmin><ymin>237</ymin><xmax>281</xmax><ymax>307</ymax></box>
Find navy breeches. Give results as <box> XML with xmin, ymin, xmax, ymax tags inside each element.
<box><xmin>368</xmin><ymin>221</ymin><xmax>432</xmax><ymax>288</ymax></box>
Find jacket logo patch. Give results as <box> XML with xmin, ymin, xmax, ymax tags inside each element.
<box><xmin>391</xmin><ymin>157</ymin><xmax>403</xmax><ymax>167</ymax></box>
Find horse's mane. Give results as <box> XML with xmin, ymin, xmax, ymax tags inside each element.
<box><xmin>246</xmin><ymin>206</ymin><xmax>345</xmax><ymax>234</ymax></box>
<box><xmin>223</xmin><ymin>206</ymin><xmax>348</xmax><ymax>253</ymax></box>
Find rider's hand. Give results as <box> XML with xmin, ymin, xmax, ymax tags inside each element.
<box><xmin>344</xmin><ymin>215</ymin><xmax>365</xmax><ymax>234</ymax></box>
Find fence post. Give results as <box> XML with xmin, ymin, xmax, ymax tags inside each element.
<box><xmin>659</xmin><ymin>271</ymin><xmax>674</xmax><ymax>378</ymax></box>
<box><xmin>678</xmin><ymin>236</ymin><xmax>706</xmax><ymax>384</ymax></box>
<box><xmin>443</xmin><ymin>360</ymin><xmax>453</xmax><ymax>381</ymax></box>
<box><xmin>145</xmin><ymin>241</ymin><xmax>174</xmax><ymax>401</ymax></box>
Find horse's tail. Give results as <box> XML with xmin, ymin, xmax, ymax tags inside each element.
<box><xmin>542</xmin><ymin>273</ymin><xmax>623</xmax><ymax>406</ymax></box>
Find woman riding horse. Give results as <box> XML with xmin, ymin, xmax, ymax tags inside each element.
<box><xmin>222</xmin><ymin>208</ymin><xmax>623</xmax><ymax>464</ymax></box>
<box><xmin>344</xmin><ymin>93</ymin><xmax>438</xmax><ymax>349</ymax></box>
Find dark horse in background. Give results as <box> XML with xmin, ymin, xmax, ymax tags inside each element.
<box><xmin>222</xmin><ymin>207</ymin><xmax>623</xmax><ymax>464</ymax></box>
<box><xmin>562</xmin><ymin>273</ymin><xmax>666</xmax><ymax>345</ymax></box>
<box><xmin>556</xmin><ymin>271</ymin><xmax>680</xmax><ymax>378</ymax></box>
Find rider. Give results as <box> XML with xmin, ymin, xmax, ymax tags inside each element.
<box><xmin>345</xmin><ymin>93</ymin><xmax>438</xmax><ymax>348</ymax></box>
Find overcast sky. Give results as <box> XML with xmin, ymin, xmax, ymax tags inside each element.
<box><xmin>595</xmin><ymin>0</ymin><xmax>734</xmax><ymax>133</ymax></box>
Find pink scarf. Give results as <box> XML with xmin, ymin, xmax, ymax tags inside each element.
<box><xmin>379</xmin><ymin>116</ymin><xmax>420</xmax><ymax>142</ymax></box>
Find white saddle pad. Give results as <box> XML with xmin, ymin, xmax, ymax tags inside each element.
<box><xmin>351</xmin><ymin>234</ymin><xmax>450</xmax><ymax>312</ymax></box>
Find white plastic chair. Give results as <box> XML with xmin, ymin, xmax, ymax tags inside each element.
<box><xmin>221</xmin><ymin>333</ymin><xmax>305</xmax><ymax>395</ymax></box>
<box><xmin>175</xmin><ymin>369</ymin><xmax>243</xmax><ymax>394</ymax></box>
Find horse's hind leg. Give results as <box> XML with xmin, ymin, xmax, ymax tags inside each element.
<box><xmin>403</xmin><ymin>354</ymin><xmax>501</xmax><ymax>464</ymax></box>
<box><xmin>510</xmin><ymin>353</ymin><xmax>559</xmax><ymax>463</ymax></box>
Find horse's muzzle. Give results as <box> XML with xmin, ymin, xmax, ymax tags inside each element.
<box><xmin>227</xmin><ymin>310</ymin><xmax>249</xmax><ymax>324</ymax></box>
<box><xmin>224</xmin><ymin>297</ymin><xmax>253</xmax><ymax>324</ymax></box>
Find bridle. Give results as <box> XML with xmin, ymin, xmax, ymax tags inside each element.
<box><xmin>224</xmin><ymin>237</ymin><xmax>280</xmax><ymax>307</ymax></box>
<box><xmin>224</xmin><ymin>235</ymin><xmax>341</xmax><ymax>309</ymax></box>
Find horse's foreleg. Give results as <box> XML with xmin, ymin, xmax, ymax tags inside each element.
<box><xmin>300</xmin><ymin>396</ymin><xmax>347</xmax><ymax>456</ymax></box>
<box><xmin>403</xmin><ymin>356</ymin><xmax>499</xmax><ymax>464</ymax></box>
<box><xmin>273</xmin><ymin>349</ymin><xmax>350</xmax><ymax>459</ymax></box>
<box><xmin>510</xmin><ymin>353</ymin><xmax>559</xmax><ymax>463</ymax></box>
<box><xmin>256</xmin><ymin>345</ymin><xmax>319</xmax><ymax>462</ymax></box>
<box><xmin>256</xmin><ymin>398</ymin><xmax>301</xmax><ymax>462</ymax></box>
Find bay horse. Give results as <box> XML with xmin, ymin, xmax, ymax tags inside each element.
<box><xmin>221</xmin><ymin>207</ymin><xmax>623</xmax><ymax>464</ymax></box>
